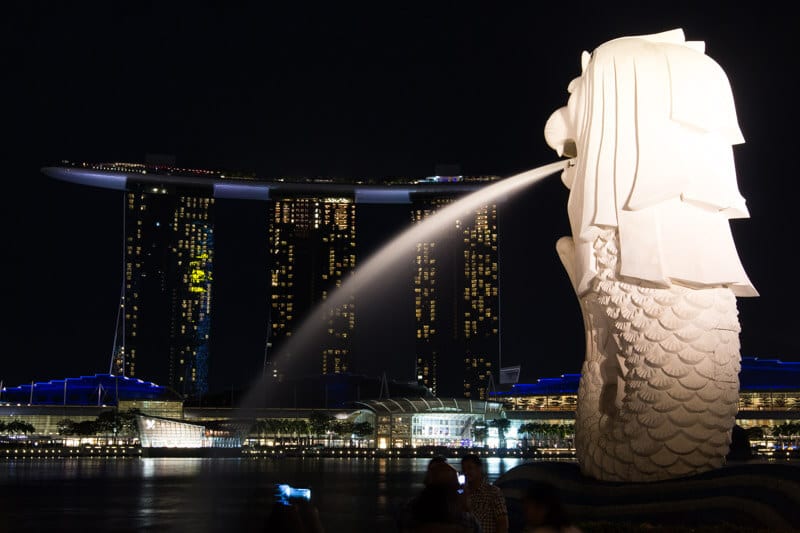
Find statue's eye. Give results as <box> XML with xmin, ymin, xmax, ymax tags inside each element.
<box><xmin>562</xmin><ymin>139</ymin><xmax>578</xmax><ymax>158</ymax></box>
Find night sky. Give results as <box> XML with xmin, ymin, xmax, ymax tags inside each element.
<box><xmin>4</xmin><ymin>3</ymin><xmax>798</xmax><ymax>392</ymax></box>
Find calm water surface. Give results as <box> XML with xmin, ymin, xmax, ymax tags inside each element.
<box><xmin>0</xmin><ymin>457</ymin><xmax>525</xmax><ymax>532</ymax></box>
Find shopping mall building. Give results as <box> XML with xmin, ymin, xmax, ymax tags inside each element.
<box><xmin>1</xmin><ymin>357</ymin><xmax>798</xmax><ymax>449</ymax></box>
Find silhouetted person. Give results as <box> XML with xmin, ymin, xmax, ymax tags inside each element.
<box><xmin>399</xmin><ymin>460</ymin><xmax>481</xmax><ymax>532</ymax></box>
<box><xmin>726</xmin><ymin>424</ymin><xmax>754</xmax><ymax>461</ymax></box>
<box><xmin>461</xmin><ymin>454</ymin><xmax>508</xmax><ymax>533</ymax></box>
<box><xmin>521</xmin><ymin>481</ymin><xmax>581</xmax><ymax>533</ymax></box>
<box><xmin>423</xmin><ymin>455</ymin><xmax>449</xmax><ymax>485</ymax></box>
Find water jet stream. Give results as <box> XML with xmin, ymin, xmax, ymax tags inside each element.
<box><xmin>239</xmin><ymin>159</ymin><xmax>568</xmax><ymax>412</ymax></box>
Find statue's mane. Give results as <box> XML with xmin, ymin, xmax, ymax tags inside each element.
<box><xmin>555</xmin><ymin>29</ymin><xmax>756</xmax><ymax>298</ymax></box>
<box><xmin>569</xmin><ymin>28</ymin><xmax>748</xmax><ymax>244</ymax></box>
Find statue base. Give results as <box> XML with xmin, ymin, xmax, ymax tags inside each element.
<box><xmin>495</xmin><ymin>461</ymin><xmax>800</xmax><ymax>531</ymax></box>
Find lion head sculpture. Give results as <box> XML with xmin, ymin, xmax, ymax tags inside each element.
<box><xmin>545</xmin><ymin>28</ymin><xmax>756</xmax><ymax>298</ymax></box>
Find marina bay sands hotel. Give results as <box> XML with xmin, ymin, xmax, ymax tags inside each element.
<box><xmin>42</xmin><ymin>160</ymin><xmax>503</xmax><ymax>400</ymax></box>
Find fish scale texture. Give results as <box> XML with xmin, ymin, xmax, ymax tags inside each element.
<box><xmin>574</xmin><ymin>230</ymin><xmax>740</xmax><ymax>482</ymax></box>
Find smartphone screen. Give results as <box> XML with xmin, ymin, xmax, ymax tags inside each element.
<box><xmin>276</xmin><ymin>484</ymin><xmax>311</xmax><ymax>505</ymax></box>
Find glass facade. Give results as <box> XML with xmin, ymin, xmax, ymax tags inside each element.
<box><xmin>411</xmin><ymin>197</ymin><xmax>452</xmax><ymax>396</ymax></box>
<box><xmin>114</xmin><ymin>182</ymin><xmax>214</xmax><ymax>397</ymax></box>
<box><xmin>268</xmin><ymin>196</ymin><xmax>356</xmax><ymax>378</ymax></box>
<box><xmin>365</xmin><ymin>397</ymin><xmax>503</xmax><ymax>448</ymax></box>
<box><xmin>136</xmin><ymin>415</ymin><xmax>241</xmax><ymax>448</ymax></box>
<box><xmin>460</xmin><ymin>203</ymin><xmax>500</xmax><ymax>400</ymax></box>
<box><xmin>137</xmin><ymin>415</ymin><xmax>206</xmax><ymax>448</ymax></box>
<box><xmin>411</xmin><ymin>195</ymin><xmax>500</xmax><ymax>399</ymax></box>
<box><xmin>412</xmin><ymin>413</ymin><xmax>478</xmax><ymax>447</ymax></box>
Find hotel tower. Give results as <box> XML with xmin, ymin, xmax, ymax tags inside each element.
<box><xmin>267</xmin><ymin>194</ymin><xmax>356</xmax><ymax>379</ymax></box>
<box><xmin>111</xmin><ymin>179</ymin><xmax>214</xmax><ymax>398</ymax></box>
<box><xmin>411</xmin><ymin>191</ymin><xmax>500</xmax><ymax>400</ymax></box>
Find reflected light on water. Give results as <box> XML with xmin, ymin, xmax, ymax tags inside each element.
<box><xmin>0</xmin><ymin>457</ymin><xmax>530</xmax><ymax>530</ymax></box>
<box><xmin>141</xmin><ymin>457</ymin><xmax>203</xmax><ymax>478</ymax></box>
<box><xmin>484</xmin><ymin>457</ymin><xmax>522</xmax><ymax>478</ymax></box>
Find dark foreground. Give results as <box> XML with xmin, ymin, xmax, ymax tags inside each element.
<box><xmin>1</xmin><ymin>457</ymin><xmax>798</xmax><ymax>532</ymax></box>
<box><xmin>497</xmin><ymin>460</ymin><xmax>800</xmax><ymax>532</ymax></box>
<box><xmin>0</xmin><ymin>456</ymin><xmax>521</xmax><ymax>532</ymax></box>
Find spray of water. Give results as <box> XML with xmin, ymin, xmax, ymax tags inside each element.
<box><xmin>239</xmin><ymin>159</ymin><xmax>569</xmax><ymax>411</ymax></box>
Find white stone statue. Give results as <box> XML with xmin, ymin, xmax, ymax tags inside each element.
<box><xmin>544</xmin><ymin>29</ymin><xmax>757</xmax><ymax>482</ymax></box>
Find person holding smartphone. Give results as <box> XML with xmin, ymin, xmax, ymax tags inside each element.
<box><xmin>266</xmin><ymin>484</ymin><xmax>324</xmax><ymax>533</ymax></box>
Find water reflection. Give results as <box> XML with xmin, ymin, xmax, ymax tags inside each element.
<box><xmin>141</xmin><ymin>457</ymin><xmax>203</xmax><ymax>478</ymax></box>
<box><xmin>484</xmin><ymin>457</ymin><xmax>523</xmax><ymax>479</ymax></box>
<box><xmin>0</xmin><ymin>457</ymin><xmax>526</xmax><ymax>531</ymax></box>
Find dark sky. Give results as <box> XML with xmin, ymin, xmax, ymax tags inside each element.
<box><xmin>3</xmin><ymin>2</ymin><xmax>798</xmax><ymax>392</ymax></box>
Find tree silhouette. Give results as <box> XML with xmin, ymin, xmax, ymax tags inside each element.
<box><xmin>309</xmin><ymin>411</ymin><xmax>334</xmax><ymax>445</ymax></box>
<box><xmin>6</xmin><ymin>420</ymin><xmax>35</xmax><ymax>435</ymax></box>
<box><xmin>489</xmin><ymin>418</ymin><xmax>511</xmax><ymax>448</ymax></box>
<box><xmin>353</xmin><ymin>421</ymin><xmax>373</xmax><ymax>447</ymax></box>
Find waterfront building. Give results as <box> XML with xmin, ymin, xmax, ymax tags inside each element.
<box><xmin>357</xmin><ymin>397</ymin><xmax>504</xmax><ymax>449</ymax></box>
<box><xmin>490</xmin><ymin>357</ymin><xmax>800</xmax><ymax>446</ymax></box>
<box><xmin>0</xmin><ymin>374</ymin><xmax>183</xmax><ymax>435</ymax></box>
<box><xmin>4</xmin><ymin>357</ymin><xmax>800</xmax><ymax>451</ymax></box>
<box><xmin>136</xmin><ymin>415</ymin><xmax>241</xmax><ymax>448</ymax></box>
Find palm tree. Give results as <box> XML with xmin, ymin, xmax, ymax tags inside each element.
<box><xmin>517</xmin><ymin>422</ymin><xmax>538</xmax><ymax>446</ymax></box>
<box><xmin>277</xmin><ymin>419</ymin><xmax>293</xmax><ymax>446</ymax></box>
<box><xmin>489</xmin><ymin>418</ymin><xmax>511</xmax><ymax>448</ymax></box>
<box><xmin>262</xmin><ymin>419</ymin><xmax>282</xmax><ymax>445</ymax></box>
<box><xmin>309</xmin><ymin>412</ymin><xmax>333</xmax><ymax>446</ymax></box>
<box><xmin>291</xmin><ymin>419</ymin><xmax>309</xmax><ymax>445</ymax></box>
<box><xmin>250</xmin><ymin>419</ymin><xmax>269</xmax><ymax>444</ymax></box>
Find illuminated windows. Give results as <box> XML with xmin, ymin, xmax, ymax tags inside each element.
<box><xmin>412</xmin><ymin>195</ymin><xmax>500</xmax><ymax>400</ymax></box>
<box><xmin>268</xmin><ymin>195</ymin><xmax>356</xmax><ymax>378</ymax></box>
<box><xmin>121</xmin><ymin>184</ymin><xmax>214</xmax><ymax>397</ymax></box>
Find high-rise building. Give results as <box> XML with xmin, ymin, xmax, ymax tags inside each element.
<box><xmin>44</xmin><ymin>160</ymin><xmax>502</xmax><ymax>398</ymax></box>
<box><xmin>112</xmin><ymin>181</ymin><xmax>214</xmax><ymax>398</ymax></box>
<box><xmin>411</xmin><ymin>192</ymin><xmax>500</xmax><ymax>400</ymax></box>
<box><xmin>412</xmin><ymin>195</ymin><xmax>453</xmax><ymax>397</ymax></box>
<box><xmin>459</xmin><ymin>203</ymin><xmax>500</xmax><ymax>400</ymax></box>
<box><xmin>267</xmin><ymin>195</ymin><xmax>356</xmax><ymax>379</ymax></box>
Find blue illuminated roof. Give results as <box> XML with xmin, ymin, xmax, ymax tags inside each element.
<box><xmin>490</xmin><ymin>357</ymin><xmax>800</xmax><ymax>397</ymax></box>
<box><xmin>739</xmin><ymin>357</ymin><xmax>800</xmax><ymax>391</ymax></box>
<box><xmin>0</xmin><ymin>374</ymin><xmax>180</xmax><ymax>406</ymax></box>
<box><xmin>491</xmin><ymin>374</ymin><xmax>582</xmax><ymax>397</ymax></box>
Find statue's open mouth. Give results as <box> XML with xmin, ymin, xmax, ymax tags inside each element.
<box><xmin>562</xmin><ymin>139</ymin><xmax>578</xmax><ymax>158</ymax></box>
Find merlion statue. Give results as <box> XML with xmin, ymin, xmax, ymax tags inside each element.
<box><xmin>544</xmin><ymin>29</ymin><xmax>757</xmax><ymax>482</ymax></box>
